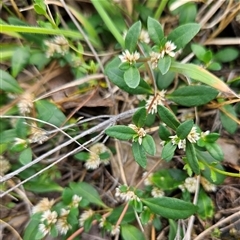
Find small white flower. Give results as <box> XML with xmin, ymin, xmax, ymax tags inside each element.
<box><xmin>151</xmin><ymin>187</ymin><xmax>165</xmax><ymax>198</ymax></box>
<box><xmin>119</xmin><ymin>50</ymin><xmax>140</xmax><ymax>64</ymax></box>
<box><xmin>0</xmin><ymin>156</ymin><xmax>11</xmax><ymax>175</ymax></box>
<box><xmin>139</xmin><ymin>30</ymin><xmax>150</xmax><ymax>44</ymax></box>
<box><xmin>57</xmin><ymin>209</ymin><xmax>72</xmax><ymax>235</ymax></box>
<box><xmin>44</xmin><ymin>36</ymin><xmax>69</xmax><ymax>58</ymax></box>
<box><xmin>79</xmin><ymin>209</ymin><xmax>94</xmax><ymax>227</ymax></box>
<box><xmin>184</xmin><ymin>177</ymin><xmax>197</xmax><ymax>193</ymax></box>
<box><xmin>169</xmin><ymin>135</ymin><xmax>186</xmax><ymax>150</ymax></box>
<box><xmin>13</xmin><ymin>138</ymin><xmax>28</xmax><ymax>148</ymax></box>
<box><xmin>150</xmin><ymin>51</ymin><xmax>162</xmax><ymax>69</ymax></box>
<box><xmin>200</xmin><ymin>177</ymin><xmax>217</xmax><ymax>192</ymax></box>
<box><xmin>29</xmin><ymin>126</ymin><xmax>48</xmax><ymax>144</ymax></box>
<box><xmin>178</xmin><ymin>184</ymin><xmax>186</xmax><ymax>192</ymax></box>
<box><xmin>41</xmin><ymin>210</ymin><xmax>58</xmax><ymax>225</ymax></box>
<box><xmin>145</xmin><ymin>90</ymin><xmax>166</xmax><ymax>114</ymax></box>
<box><xmin>115</xmin><ymin>186</ymin><xmax>140</xmax><ymax>202</ymax></box>
<box><xmin>32</xmin><ymin>198</ymin><xmax>55</xmax><ymax>214</ymax></box>
<box><xmin>99</xmin><ymin>217</ymin><xmax>106</xmax><ymax>228</ymax></box>
<box><xmin>85</xmin><ymin>153</ymin><xmax>101</xmax><ymax>170</ymax></box>
<box><xmin>39</xmin><ymin>223</ymin><xmax>51</xmax><ymax>237</ymax></box>
<box><xmin>70</xmin><ymin>194</ymin><xmax>82</xmax><ymax>208</ymax></box>
<box><xmin>201</xmin><ymin>130</ymin><xmax>210</xmax><ymax>138</ymax></box>
<box><xmin>163</xmin><ymin>41</ymin><xmax>177</xmax><ymax>57</ymax></box>
<box><xmin>17</xmin><ymin>93</ymin><xmax>34</xmax><ymax>115</ymax></box>
<box><xmin>110</xmin><ymin>225</ymin><xmax>120</xmax><ymax>236</ymax></box>
<box><xmin>187</xmin><ymin>126</ymin><xmax>200</xmax><ymax>143</ymax></box>
<box><xmin>143</xmin><ymin>172</ymin><xmax>153</xmax><ymax>186</ymax></box>
<box><xmin>128</xmin><ymin>124</ymin><xmax>146</xmax><ymax>145</ymax></box>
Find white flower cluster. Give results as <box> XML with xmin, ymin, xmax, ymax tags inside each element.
<box><xmin>150</xmin><ymin>41</ymin><xmax>177</xmax><ymax>69</ymax></box>
<box><xmin>169</xmin><ymin>126</ymin><xmax>200</xmax><ymax>151</ymax></box>
<box><xmin>32</xmin><ymin>198</ymin><xmax>55</xmax><ymax>214</ymax></box>
<box><xmin>99</xmin><ymin>217</ymin><xmax>120</xmax><ymax>236</ymax></box>
<box><xmin>39</xmin><ymin>210</ymin><xmax>58</xmax><ymax>237</ymax></box>
<box><xmin>151</xmin><ymin>187</ymin><xmax>165</xmax><ymax>198</ymax></box>
<box><xmin>200</xmin><ymin>177</ymin><xmax>217</xmax><ymax>192</ymax></box>
<box><xmin>85</xmin><ymin>143</ymin><xmax>111</xmax><ymax>170</ymax></box>
<box><xmin>17</xmin><ymin>93</ymin><xmax>34</xmax><ymax>115</ymax></box>
<box><xmin>56</xmin><ymin>209</ymin><xmax>72</xmax><ymax>235</ymax></box>
<box><xmin>70</xmin><ymin>194</ymin><xmax>82</xmax><ymax>208</ymax></box>
<box><xmin>29</xmin><ymin>127</ymin><xmax>48</xmax><ymax>144</ymax></box>
<box><xmin>115</xmin><ymin>185</ymin><xmax>140</xmax><ymax>202</ymax></box>
<box><xmin>44</xmin><ymin>36</ymin><xmax>69</xmax><ymax>58</ymax></box>
<box><xmin>145</xmin><ymin>90</ymin><xmax>166</xmax><ymax>114</ymax></box>
<box><xmin>119</xmin><ymin>50</ymin><xmax>140</xmax><ymax>65</ymax></box>
<box><xmin>179</xmin><ymin>177</ymin><xmax>197</xmax><ymax>193</ymax></box>
<box><xmin>128</xmin><ymin>124</ymin><xmax>146</xmax><ymax>145</ymax></box>
<box><xmin>79</xmin><ymin>209</ymin><xmax>94</xmax><ymax>227</ymax></box>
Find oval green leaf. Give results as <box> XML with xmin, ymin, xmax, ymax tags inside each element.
<box><xmin>19</xmin><ymin>147</ymin><xmax>32</xmax><ymax>165</ymax></box>
<box><xmin>132</xmin><ymin>107</ymin><xmax>147</xmax><ymax>128</ymax></box>
<box><xmin>167</xmin><ymin>85</ymin><xmax>218</xmax><ymax>107</ymax></box>
<box><xmin>147</xmin><ymin>17</ymin><xmax>164</xmax><ymax>45</ymax></box>
<box><xmin>124</xmin><ymin>66</ymin><xmax>140</xmax><ymax>89</ymax></box>
<box><xmin>132</xmin><ymin>141</ymin><xmax>147</xmax><ymax>168</ymax></box>
<box><xmin>142</xmin><ymin>134</ymin><xmax>156</xmax><ymax>156</ymax></box>
<box><xmin>186</xmin><ymin>140</ymin><xmax>200</xmax><ymax>174</ymax></box>
<box><xmin>121</xmin><ymin>224</ymin><xmax>145</xmax><ymax>240</ymax></box>
<box><xmin>158</xmin><ymin>55</ymin><xmax>171</xmax><ymax>75</ymax></box>
<box><xmin>176</xmin><ymin>120</ymin><xmax>194</xmax><ymax>139</ymax></box>
<box><xmin>142</xmin><ymin>197</ymin><xmax>198</xmax><ymax>219</ymax></box>
<box><xmin>125</xmin><ymin>21</ymin><xmax>142</xmax><ymax>52</ymax></box>
<box><xmin>105</xmin><ymin>125</ymin><xmax>136</xmax><ymax>140</ymax></box>
<box><xmin>161</xmin><ymin>141</ymin><xmax>177</xmax><ymax>162</ymax></box>
<box><xmin>0</xmin><ymin>69</ymin><xmax>23</xmax><ymax>93</ymax></box>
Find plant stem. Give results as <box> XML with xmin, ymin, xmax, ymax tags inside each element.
<box><xmin>154</xmin><ymin>0</ymin><xmax>169</xmax><ymax>20</ymax></box>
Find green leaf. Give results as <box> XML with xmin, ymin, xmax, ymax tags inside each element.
<box><xmin>186</xmin><ymin>140</ymin><xmax>200</xmax><ymax>174</ymax></box>
<box><xmin>202</xmin><ymin>50</ymin><xmax>213</xmax><ymax>64</ymax></box>
<box><xmin>140</xmin><ymin>207</ymin><xmax>152</xmax><ymax>225</ymax></box>
<box><xmin>124</xmin><ymin>66</ymin><xmax>140</xmax><ymax>88</ymax></box>
<box><xmin>29</xmin><ymin>52</ymin><xmax>50</xmax><ymax>70</ymax></box>
<box><xmin>170</xmin><ymin>62</ymin><xmax>236</xmax><ymax>96</ymax></box>
<box><xmin>35</xmin><ymin>100</ymin><xmax>66</xmax><ymax>127</ymax></box>
<box><xmin>197</xmin><ymin>189</ymin><xmax>214</xmax><ymax>220</ymax></box>
<box><xmin>161</xmin><ymin>141</ymin><xmax>177</xmax><ymax>162</ymax></box>
<box><xmin>132</xmin><ymin>107</ymin><xmax>147</xmax><ymax>128</ymax></box>
<box><xmin>0</xmin><ymin>69</ymin><xmax>23</xmax><ymax>93</ymax></box>
<box><xmin>23</xmin><ymin>213</ymin><xmax>42</xmax><ymax>240</ymax></box>
<box><xmin>158</xmin><ymin>123</ymin><xmax>171</xmax><ymax>140</ymax></box>
<box><xmin>74</xmin><ymin>152</ymin><xmax>90</xmax><ymax>161</ymax></box>
<box><xmin>167</xmin><ymin>23</ymin><xmax>200</xmax><ymax>50</ymax></box>
<box><xmin>176</xmin><ymin>120</ymin><xmax>194</xmax><ymax>139</ymax></box>
<box><xmin>16</xmin><ymin>118</ymin><xmax>28</xmax><ymax>139</ymax></box>
<box><xmin>158</xmin><ymin>55</ymin><xmax>171</xmax><ymax>74</ymax></box>
<box><xmin>219</xmin><ymin>104</ymin><xmax>238</xmax><ymax>134</ymax></box>
<box><xmin>178</xmin><ymin>2</ymin><xmax>197</xmax><ymax>24</ymax></box>
<box><xmin>142</xmin><ymin>134</ymin><xmax>156</xmax><ymax>156</ymax></box>
<box><xmin>24</xmin><ymin>180</ymin><xmax>63</xmax><ymax>193</ymax></box>
<box><xmin>105</xmin><ymin>125</ymin><xmax>136</xmax><ymax>141</ymax></box>
<box><xmin>205</xmin><ymin>133</ymin><xmax>220</xmax><ymax>143</ymax></box>
<box><xmin>33</xmin><ymin>3</ymin><xmax>47</xmax><ymax>15</ymax></box>
<box><xmin>207</xmin><ymin>62</ymin><xmax>221</xmax><ymax>71</ymax></box>
<box><xmin>167</xmin><ymin>85</ymin><xmax>218</xmax><ymax>107</ymax></box>
<box><xmin>105</xmin><ymin>57</ymin><xmax>152</xmax><ymax>95</ymax></box>
<box><xmin>156</xmin><ymin>70</ymin><xmax>175</xmax><ymax>90</ymax></box>
<box><xmin>132</xmin><ymin>141</ymin><xmax>147</xmax><ymax>168</ymax></box>
<box><xmin>11</xmin><ymin>47</ymin><xmax>30</xmax><ymax>77</ymax></box>
<box><xmin>205</xmin><ymin>142</ymin><xmax>224</xmax><ymax>161</ymax></box>
<box><xmin>19</xmin><ymin>147</ymin><xmax>32</xmax><ymax>165</ymax></box>
<box><xmin>157</xmin><ymin>105</ymin><xmax>180</xmax><ymax>130</ymax></box>
<box><xmin>121</xmin><ymin>224</ymin><xmax>145</xmax><ymax>240</ymax></box>
<box><xmin>125</xmin><ymin>21</ymin><xmax>142</xmax><ymax>52</ymax></box>
<box><xmin>191</xmin><ymin>43</ymin><xmax>207</xmax><ymax>62</ymax></box>
<box><xmin>142</xmin><ymin>197</ymin><xmax>197</xmax><ymax>219</ymax></box>
<box><xmin>169</xmin><ymin>219</ymin><xmax>178</xmax><ymax>240</ymax></box>
<box><xmin>69</xmin><ymin>182</ymin><xmax>106</xmax><ymax>207</ymax></box>
<box><xmin>214</xmin><ymin>47</ymin><xmax>239</xmax><ymax>63</ymax></box>
<box><xmin>147</xmin><ymin>17</ymin><xmax>164</xmax><ymax>45</ymax></box>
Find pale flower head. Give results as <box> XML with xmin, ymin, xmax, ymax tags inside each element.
<box><xmin>29</xmin><ymin>124</ymin><xmax>48</xmax><ymax>144</ymax></box>
<box><xmin>17</xmin><ymin>93</ymin><xmax>34</xmax><ymax>115</ymax></box>
<box><xmin>169</xmin><ymin>135</ymin><xmax>186</xmax><ymax>150</ymax></box>
<box><xmin>85</xmin><ymin>153</ymin><xmax>101</xmax><ymax>170</ymax></box>
<box><xmin>32</xmin><ymin>198</ymin><xmax>55</xmax><ymax>214</ymax></box>
<box><xmin>0</xmin><ymin>156</ymin><xmax>11</xmax><ymax>175</ymax></box>
<box><xmin>151</xmin><ymin>187</ymin><xmax>165</xmax><ymax>198</ymax></box>
<box><xmin>201</xmin><ymin>130</ymin><xmax>210</xmax><ymax>138</ymax></box>
<box><xmin>39</xmin><ymin>223</ymin><xmax>51</xmax><ymax>237</ymax></box>
<box><xmin>41</xmin><ymin>210</ymin><xmax>58</xmax><ymax>225</ymax></box>
<box><xmin>184</xmin><ymin>177</ymin><xmax>197</xmax><ymax>193</ymax></box>
<box><xmin>70</xmin><ymin>194</ymin><xmax>82</xmax><ymax>208</ymax></box>
<box><xmin>110</xmin><ymin>225</ymin><xmax>120</xmax><ymax>236</ymax></box>
<box><xmin>200</xmin><ymin>177</ymin><xmax>217</xmax><ymax>192</ymax></box>
<box><xmin>139</xmin><ymin>29</ymin><xmax>150</xmax><ymax>44</ymax></box>
<box><xmin>128</xmin><ymin>124</ymin><xmax>146</xmax><ymax>145</ymax></box>
<box><xmin>143</xmin><ymin>172</ymin><xmax>153</xmax><ymax>186</ymax></box>
<box><xmin>57</xmin><ymin>209</ymin><xmax>72</xmax><ymax>235</ymax></box>
<box><xmin>187</xmin><ymin>126</ymin><xmax>200</xmax><ymax>143</ymax></box>
<box><xmin>119</xmin><ymin>50</ymin><xmax>140</xmax><ymax>64</ymax></box>
<box><xmin>79</xmin><ymin>209</ymin><xmax>94</xmax><ymax>227</ymax></box>
<box><xmin>150</xmin><ymin>51</ymin><xmax>162</xmax><ymax>69</ymax></box>
<box><xmin>115</xmin><ymin>185</ymin><xmax>140</xmax><ymax>202</ymax></box>
<box><xmin>163</xmin><ymin>41</ymin><xmax>177</xmax><ymax>57</ymax></box>
<box><xmin>89</xmin><ymin>143</ymin><xmax>111</xmax><ymax>166</ymax></box>
<box><xmin>145</xmin><ymin>90</ymin><xmax>166</xmax><ymax>114</ymax></box>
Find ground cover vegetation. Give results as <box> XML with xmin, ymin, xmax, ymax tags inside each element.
<box><xmin>0</xmin><ymin>0</ymin><xmax>240</xmax><ymax>239</ymax></box>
